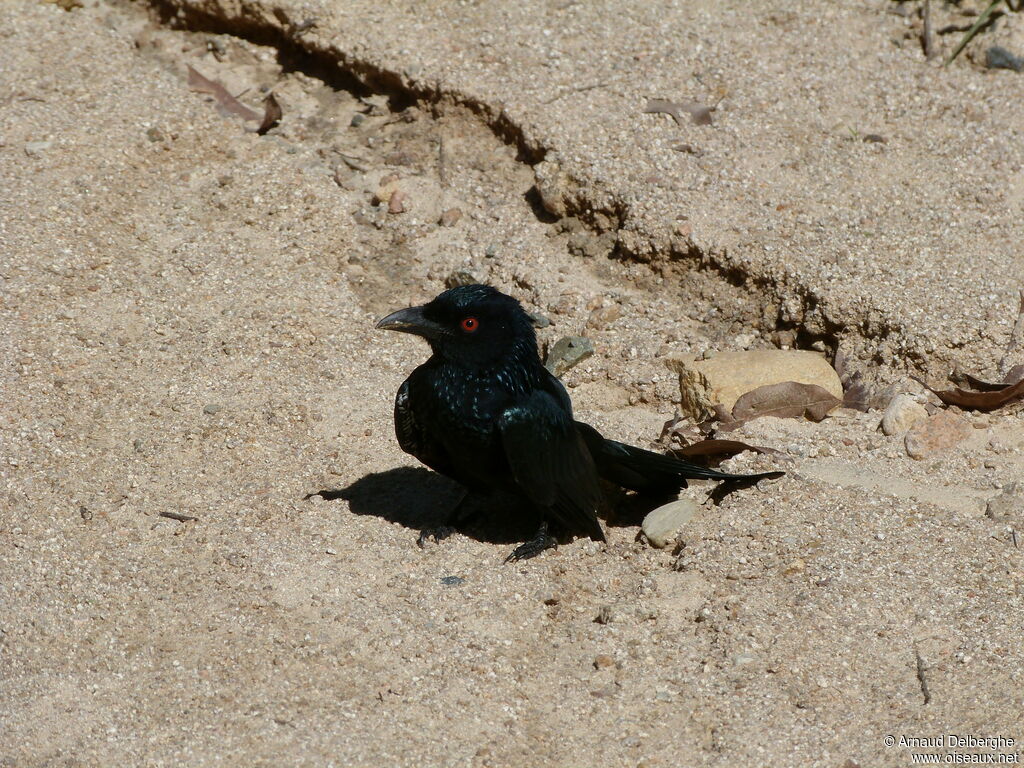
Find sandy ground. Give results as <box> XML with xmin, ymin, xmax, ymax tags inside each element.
<box><xmin>1</xmin><ymin>0</ymin><xmax>1023</xmax><ymax>766</ymax></box>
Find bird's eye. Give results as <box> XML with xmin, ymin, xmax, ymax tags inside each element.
<box><xmin>460</xmin><ymin>317</ymin><xmax>479</xmax><ymax>332</ymax></box>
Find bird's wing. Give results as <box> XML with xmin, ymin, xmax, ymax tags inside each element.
<box><xmin>394</xmin><ymin>377</ymin><xmax>456</xmax><ymax>478</ymax></box>
<box><xmin>498</xmin><ymin>389</ymin><xmax>606</xmax><ymax>541</ymax></box>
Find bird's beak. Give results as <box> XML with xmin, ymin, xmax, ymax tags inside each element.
<box><xmin>375</xmin><ymin>305</ymin><xmax>446</xmax><ymax>339</ymax></box>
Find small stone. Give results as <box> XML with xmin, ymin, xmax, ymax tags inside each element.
<box><xmin>24</xmin><ymin>141</ymin><xmax>52</xmax><ymax>157</ymax></box>
<box><xmin>545</xmin><ymin>336</ymin><xmax>594</xmax><ymax>377</ymax></box>
<box><xmin>783</xmin><ymin>558</ymin><xmax>805</xmax><ymax>575</ymax></box>
<box><xmin>350</xmin><ymin>113</ymin><xmax>366</xmax><ymax>127</ymax></box>
<box><xmin>986</xmin><ymin>482</ymin><xmax>1023</xmax><ymax>525</ymax></box>
<box><xmin>526</xmin><ymin>311</ymin><xmax>551</xmax><ymax>329</ymax></box>
<box><xmin>641</xmin><ymin>498</ymin><xmax>699</xmax><ymax>549</ymax></box>
<box><xmin>986</xmin><ymin>45</ymin><xmax>1024</xmax><ymax>72</ymax></box>
<box><xmin>439</xmin><ymin>207</ymin><xmax>463</xmax><ymax>227</ymax></box>
<box><xmin>146</xmin><ymin>127</ymin><xmax>165</xmax><ymax>142</ymax></box>
<box><xmin>387</xmin><ymin>190</ymin><xmax>406</xmax><ymax>214</ymax></box>
<box><xmin>862</xmin><ymin>134</ymin><xmax>886</xmax><ymax>143</ymax></box>
<box><xmin>593</xmin><ymin>654</ymin><xmax>615</xmax><ymax>669</ymax></box>
<box><xmin>881</xmin><ymin>394</ymin><xmax>927</xmax><ymax>436</ymax></box>
<box><xmin>594</xmin><ymin>605</ymin><xmax>613</xmax><ymax>624</ymax></box>
<box><xmin>904</xmin><ymin>410</ymin><xmax>972</xmax><ymax>460</ymax></box>
<box><xmin>732</xmin><ymin>653</ymin><xmax>757</xmax><ymax>666</ymax></box>
<box><xmin>586</xmin><ymin>304</ymin><xmax>622</xmax><ymax>331</ymax></box>
<box><xmin>445</xmin><ymin>269</ymin><xmax>477</xmax><ymax>289</ymax></box>
<box><xmin>203</xmin><ymin>403</ymin><xmax>223</xmax><ymax>415</ymax></box>
<box><xmin>440</xmin><ymin>575</ymin><xmax>465</xmax><ymax>586</ymax></box>
<box><xmin>79</xmin><ymin>505</ymin><xmax>92</xmax><ymax>521</ymax></box>
<box><xmin>325</xmin><ymin>548</ymin><xmax>337</xmax><ymax>555</ymax></box>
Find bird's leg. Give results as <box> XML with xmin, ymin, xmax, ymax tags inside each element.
<box><xmin>504</xmin><ymin>520</ymin><xmax>558</xmax><ymax>563</ymax></box>
<box><xmin>417</xmin><ymin>491</ymin><xmax>475</xmax><ymax>548</ymax></box>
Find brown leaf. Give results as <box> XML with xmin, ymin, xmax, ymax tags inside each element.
<box><xmin>659</xmin><ymin>412</ymin><xmax>687</xmax><ymax>443</ymax></box>
<box><xmin>913</xmin><ymin>374</ymin><xmax>1024</xmax><ymax>412</ymax></box>
<box><xmin>833</xmin><ymin>348</ymin><xmax>848</xmax><ymax>380</ymax></box>
<box><xmin>256</xmin><ymin>92</ymin><xmax>282</xmax><ymax>135</ymax></box>
<box><xmin>732</xmin><ymin>382</ymin><xmax>841</xmax><ymax>423</ymax></box>
<box><xmin>953</xmin><ymin>364</ymin><xmax>1024</xmax><ymax>392</ymax></box>
<box><xmin>671</xmin><ymin>439</ymin><xmax>780</xmax><ymax>461</ymax></box>
<box><xmin>644</xmin><ymin>98</ymin><xmax>713</xmax><ymax>126</ymax></box>
<box><xmin>187</xmin><ymin>65</ymin><xmax>261</xmax><ymax>123</ymax></box>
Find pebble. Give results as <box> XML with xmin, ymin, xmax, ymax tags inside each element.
<box><xmin>439</xmin><ymin>207</ymin><xmax>462</xmax><ymax>227</ymax></box>
<box><xmin>203</xmin><ymin>403</ymin><xmax>223</xmax><ymax>415</ymax></box>
<box><xmin>544</xmin><ymin>336</ymin><xmax>594</xmax><ymax>377</ymax></box>
<box><xmin>586</xmin><ymin>304</ymin><xmax>621</xmax><ymax>330</ymax></box>
<box><xmin>24</xmin><ymin>141</ymin><xmax>52</xmax><ymax>157</ymax></box>
<box><xmin>387</xmin><ymin>190</ymin><xmax>406</xmax><ymax>214</ymax></box>
<box><xmin>641</xmin><ymin>498</ymin><xmax>699</xmax><ymax>548</ymax></box>
<box><xmin>880</xmin><ymin>394</ymin><xmax>927</xmax><ymax>436</ymax></box>
<box><xmin>350</xmin><ymin>113</ymin><xmax>366</xmax><ymax>127</ymax></box>
<box><xmin>904</xmin><ymin>410</ymin><xmax>971</xmax><ymax>460</ymax></box>
<box><xmin>440</xmin><ymin>575</ymin><xmax>465</xmax><ymax>586</ymax></box>
<box><xmin>593</xmin><ymin>654</ymin><xmax>615</xmax><ymax>669</ymax></box>
<box><xmin>986</xmin><ymin>46</ymin><xmax>1024</xmax><ymax>72</ymax></box>
<box><xmin>986</xmin><ymin>482</ymin><xmax>1023</xmax><ymax>525</ymax></box>
<box><xmin>526</xmin><ymin>311</ymin><xmax>551</xmax><ymax>329</ymax></box>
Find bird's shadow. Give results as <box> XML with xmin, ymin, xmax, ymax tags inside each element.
<box><xmin>308</xmin><ymin>467</ymin><xmax>536</xmax><ymax>545</ymax></box>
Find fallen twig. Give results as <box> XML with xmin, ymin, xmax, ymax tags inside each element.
<box><xmin>159</xmin><ymin>510</ymin><xmax>198</xmax><ymax>522</ymax></box>
<box><xmin>922</xmin><ymin>0</ymin><xmax>935</xmax><ymax>59</ymax></box>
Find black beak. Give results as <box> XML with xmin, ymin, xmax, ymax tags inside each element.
<box><xmin>375</xmin><ymin>305</ymin><xmax>446</xmax><ymax>339</ymax></box>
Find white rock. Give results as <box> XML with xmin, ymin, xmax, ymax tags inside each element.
<box><xmin>641</xmin><ymin>498</ymin><xmax>699</xmax><ymax>548</ymax></box>
<box><xmin>880</xmin><ymin>394</ymin><xmax>927</xmax><ymax>436</ymax></box>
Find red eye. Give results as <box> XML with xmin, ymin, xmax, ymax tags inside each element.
<box><xmin>460</xmin><ymin>317</ymin><xmax>479</xmax><ymax>332</ymax></box>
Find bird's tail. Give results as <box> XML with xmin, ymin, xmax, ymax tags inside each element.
<box><xmin>575</xmin><ymin>421</ymin><xmax>783</xmax><ymax>494</ymax></box>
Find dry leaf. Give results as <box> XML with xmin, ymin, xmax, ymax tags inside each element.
<box><xmin>187</xmin><ymin>65</ymin><xmax>261</xmax><ymax>123</ymax></box>
<box><xmin>913</xmin><ymin>373</ymin><xmax>1024</xmax><ymax>412</ymax></box>
<box><xmin>671</xmin><ymin>439</ymin><xmax>780</xmax><ymax>462</ymax></box>
<box><xmin>732</xmin><ymin>382</ymin><xmax>841</xmax><ymax>423</ymax></box>
<box><xmin>952</xmin><ymin>364</ymin><xmax>1024</xmax><ymax>392</ymax></box>
<box><xmin>256</xmin><ymin>92</ymin><xmax>282</xmax><ymax>135</ymax></box>
<box><xmin>644</xmin><ymin>98</ymin><xmax>713</xmax><ymax>126</ymax></box>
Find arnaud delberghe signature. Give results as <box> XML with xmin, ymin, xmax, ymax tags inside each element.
<box><xmin>898</xmin><ymin>735</ymin><xmax>1017</xmax><ymax>750</ymax></box>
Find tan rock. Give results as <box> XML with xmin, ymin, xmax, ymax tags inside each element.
<box><xmin>904</xmin><ymin>411</ymin><xmax>972</xmax><ymax>460</ymax></box>
<box><xmin>641</xmin><ymin>498</ymin><xmax>699</xmax><ymax>548</ymax></box>
<box><xmin>880</xmin><ymin>394</ymin><xmax>927</xmax><ymax>436</ymax></box>
<box><xmin>666</xmin><ymin>350</ymin><xmax>843</xmax><ymax>422</ymax></box>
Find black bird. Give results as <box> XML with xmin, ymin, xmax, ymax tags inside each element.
<box><xmin>376</xmin><ymin>284</ymin><xmax>782</xmax><ymax>562</ymax></box>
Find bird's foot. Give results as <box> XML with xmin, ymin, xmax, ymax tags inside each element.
<box><xmin>504</xmin><ymin>522</ymin><xmax>558</xmax><ymax>563</ymax></box>
<box><xmin>417</xmin><ymin>526</ymin><xmax>457</xmax><ymax>548</ymax></box>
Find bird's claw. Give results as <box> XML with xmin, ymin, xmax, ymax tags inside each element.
<box><xmin>417</xmin><ymin>526</ymin><xmax>456</xmax><ymax>549</ymax></box>
<box><xmin>504</xmin><ymin>523</ymin><xmax>558</xmax><ymax>563</ymax></box>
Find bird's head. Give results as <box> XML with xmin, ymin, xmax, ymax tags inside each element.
<box><xmin>376</xmin><ymin>284</ymin><xmax>539</xmax><ymax>370</ymax></box>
